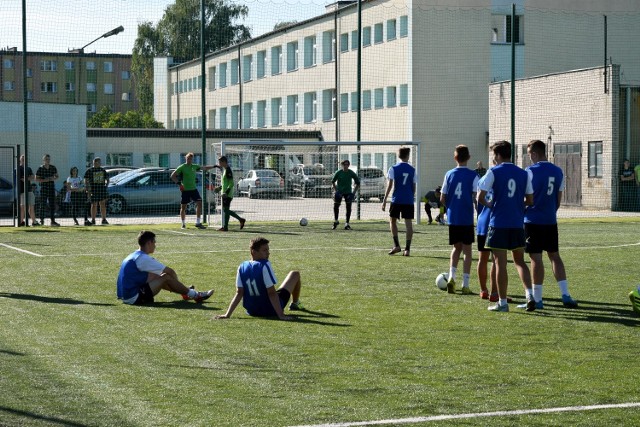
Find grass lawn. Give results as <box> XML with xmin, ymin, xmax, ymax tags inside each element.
<box><xmin>0</xmin><ymin>219</ymin><xmax>639</xmax><ymax>426</ymax></box>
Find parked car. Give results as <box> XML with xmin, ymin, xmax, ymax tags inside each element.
<box><xmin>104</xmin><ymin>166</ymin><xmax>137</xmax><ymax>180</ymax></box>
<box><xmin>0</xmin><ymin>177</ymin><xmax>15</xmax><ymax>215</ymax></box>
<box><xmin>236</xmin><ymin>169</ymin><xmax>285</xmax><ymax>199</ymax></box>
<box><xmin>288</xmin><ymin>164</ymin><xmax>333</xmax><ymax>198</ymax></box>
<box><xmin>106</xmin><ymin>168</ymin><xmax>214</xmax><ymax>215</ymax></box>
<box><xmin>354</xmin><ymin>166</ymin><xmax>386</xmax><ymax>201</ymax></box>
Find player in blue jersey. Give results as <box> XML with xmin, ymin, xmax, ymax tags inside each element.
<box><xmin>521</xmin><ymin>139</ymin><xmax>577</xmax><ymax>309</ymax></box>
<box><xmin>215</xmin><ymin>237</ymin><xmax>304</xmax><ymax>320</ymax></box>
<box><xmin>382</xmin><ymin>147</ymin><xmax>416</xmax><ymax>256</ymax></box>
<box><xmin>477</xmin><ymin>141</ymin><xmax>535</xmax><ymax>312</ymax></box>
<box><xmin>440</xmin><ymin>145</ymin><xmax>479</xmax><ymax>294</ymax></box>
<box><xmin>117</xmin><ymin>231</ymin><xmax>213</xmax><ymax>305</ymax></box>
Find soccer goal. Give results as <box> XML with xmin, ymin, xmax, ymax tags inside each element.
<box><xmin>209</xmin><ymin>140</ymin><xmax>422</xmax><ymax>225</ymax></box>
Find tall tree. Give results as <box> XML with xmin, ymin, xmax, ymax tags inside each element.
<box><xmin>87</xmin><ymin>106</ymin><xmax>164</xmax><ymax>128</ymax></box>
<box><xmin>132</xmin><ymin>0</ymin><xmax>251</xmax><ymax>114</ymax></box>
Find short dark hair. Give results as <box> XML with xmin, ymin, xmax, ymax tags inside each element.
<box><xmin>250</xmin><ymin>237</ymin><xmax>269</xmax><ymax>252</ymax></box>
<box><xmin>398</xmin><ymin>147</ymin><xmax>411</xmax><ymax>160</ymax></box>
<box><xmin>218</xmin><ymin>156</ymin><xmax>228</xmax><ymax>163</ymax></box>
<box><xmin>490</xmin><ymin>140</ymin><xmax>511</xmax><ymax>160</ymax></box>
<box><xmin>138</xmin><ymin>230</ymin><xmax>156</xmax><ymax>247</ymax></box>
<box><xmin>527</xmin><ymin>139</ymin><xmax>546</xmax><ymax>157</ymax></box>
<box><xmin>454</xmin><ymin>145</ymin><xmax>470</xmax><ymax>162</ymax></box>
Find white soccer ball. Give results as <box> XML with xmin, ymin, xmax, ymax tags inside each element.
<box><xmin>299</xmin><ymin>217</ymin><xmax>308</xmax><ymax>226</ymax></box>
<box><xmin>435</xmin><ymin>273</ymin><xmax>449</xmax><ymax>290</ymax></box>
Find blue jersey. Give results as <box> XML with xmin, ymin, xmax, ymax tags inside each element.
<box><xmin>117</xmin><ymin>251</ymin><xmax>151</xmax><ymax>300</ymax></box>
<box><xmin>388</xmin><ymin>162</ymin><xmax>416</xmax><ymax>204</ymax></box>
<box><xmin>478</xmin><ymin>163</ymin><xmax>532</xmax><ymax>229</ymax></box>
<box><xmin>476</xmin><ymin>188</ymin><xmax>492</xmax><ymax>236</ymax></box>
<box><xmin>442</xmin><ymin>166</ymin><xmax>479</xmax><ymax>226</ymax></box>
<box><xmin>236</xmin><ymin>259</ymin><xmax>278</xmax><ymax>317</ymax></box>
<box><xmin>524</xmin><ymin>161</ymin><xmax>565</xmax><ymax>225</ymax></box>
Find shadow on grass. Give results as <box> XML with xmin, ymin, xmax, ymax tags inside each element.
<box><xmin>0</xmin><ymin>293</ymin><xmax>113</xmax><ymax>307</ymax></box>
<box><xmin>0</xmin><ymin>349</ymin><xmax>26</xmax><ymax>356</ymax></box>
<box><xmin>151</xmin><ymin>300</ymin><xmax>218</xmax><ymax>310</ymax></box>
<box><xmin>522</xmin><ymin>297</ymin><xmax>639</xmax><ymax>326</ymax></box>
<box><xmin>0</xmin><ymin>406</ymin><xmax>88</xmax><ymax>427</ymax></box>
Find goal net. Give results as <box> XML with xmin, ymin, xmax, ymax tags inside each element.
<box><xmin>209</xmin><ymin>140</ymin><xmax>422</xmax><ymax>225</ymax></box>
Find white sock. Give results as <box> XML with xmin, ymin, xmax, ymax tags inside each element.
<box><xmin>182</xmin><ymin>220</ymin><xmax>186</xmax><ymax>226</ymax></box>
<box><xmin>533</xmin><ymin>284</ymin><xmax>543</xmax><ymax>303</ymax></box>
<box><xmin>187</xmin><ymin>288</ymin><xmax>198</xmax><ymax>299</ymax></box>
<box><xmin>449</xmin><ymin>267</ymin><xmax>457</xmax><ymax>281</ymax></box>
<box><xmin>499</xmin><ymin>298</ymin><xmax>508</xmax><ymax>306</ymax></box>
<box><xmin>525</xmin><ymin>288</ymin><xmax>533</xmax><ymax>299</ymax></box>
<box><xmin>196</xmin><ymin>216</ymin><xmax>201</xmax><ymax>225</ymax></box>
<box><xmin>558</xmin><ymin>280</ymin><xmax>569</xmax><ymax>296</ymax></box>
<box><xmin>462</xmin><ymin>273</ymin><xmax>470</xmax><ymax>287</ymax></box>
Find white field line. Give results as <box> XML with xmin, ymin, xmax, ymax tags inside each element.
<box><xmin>0</xmin><ymin>243</ymin><xmax>43</xmax><ymax>257</ymax></box>
<box><xmin>287</xmin><ymin>402</ymin><xmax>640</xmax><ymax>427</ymax></box>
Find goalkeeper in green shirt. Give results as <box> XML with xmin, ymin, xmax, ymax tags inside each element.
<box><xmin>331</xmin><ymin>159</ymin><xmax>360</xmax><ymax>230</ymax></box>
<box><xmin>171</xmin><ymin>152</ymin><xmax>215</xmax><ymax>229</ymax></box>
<box><xmin>214</xmin><ymin>156</ymin><xmax>246</xmax><ymax>231</ymax></box>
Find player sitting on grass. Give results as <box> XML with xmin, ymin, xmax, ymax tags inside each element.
<box><xmin>117</xmin><ymin>230</ymin><xmax>214</xmax><ymax>305</ymax></box>
<box><xmin>215</xmin><ymin>237</ymin><xmax>304</xmax><ymax>321</ymax></box>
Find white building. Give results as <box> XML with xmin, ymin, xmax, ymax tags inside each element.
<box><xmin>154</xmin><ymin>0</ymin><xmax>640</xmax><ymax>191</ymax></box>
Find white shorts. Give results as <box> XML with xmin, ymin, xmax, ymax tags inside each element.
<box><xmin>20</xmin><ymin>192</ymin><xmax>35</xmax><ymax>205</ymax></box>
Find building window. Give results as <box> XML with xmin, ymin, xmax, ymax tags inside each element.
<box><xmin>26</xmin><ymin>68</ymin><xmax>32</xmax><ymax>78</ymax></box>
<box><xmin>350</xmin><ymin>91</ymin><xmax>359</xmax><ymax>112</ymax></box>
<box><xmin>122</xmin><ymin>70</ymin><xmax>130</xmax><ymax>80</ymax></box>
<box><xmin>304</xmin><ymin>91</ymin><xmax>317</xmax><ymax>123</ymax></box>
<box><xmin>3</xmin><ymin>81</ymin><xmax>15</xmax><ymax>91</ymax></box>
<box><xmin>219</xmin><ymin>62</ymin><xmax>227</xmax><ymax>88</ymax></box>
<box><xmin>103</xmin><ymin>62</ymin><xmax>113</xmax><ymax>72</ymax></box>
<box><xmin>3</xmin><ymin>59</ymin><xmax>14</xmax><ymax>68</ymax></box>
<box><xmin>64</xmin><ymin>61</ymin><xmax>74</xmax><ymax>70</ymax></box>
<box><xmin>363</xmin><ymin>27</ymin><xmax>371</xmax><ymax>47</ymax></box>
<box><xmin>26</xmin><ymin>90</ymin><xmax>33</xmax><ymax>100</ymax></box>
<box><xmin>287</xmin><ymin>94</ymin><xmax>299</xmax><ymax>124</ymax></box>
<box><xmin>322</xmin><ymin>89</ymin><xmax>337</xmax><ymax>121</ymax></box>
<box><xmin>304</xmin><ymin>36</ymin><xmax>317</xmax><ymax>68</ymax></box>
<box><xmin>86</xmin><ymin>61</ymin><xmax>96</xmax><ymax>70</ymax></box>
<box><xmin>40</xmin><ymin>82</ymin><xmax>57</xmax><ymax>93</ymax></box>
<box><xmin>374</xmin><ymin>88</ymin><xmax>384</xmax><ymax>109</ymax></box>
<box><xmin>374</xmin><ymin>23</ymin><xmax>384</xmax><ymax>44</ymax></box>
<box><xmin>257</xmin><ymin>50</ymin><xmax>267</xmax><ymax>79</ymax></box>
<box><xmin>122</xmin><ymin>92</ymin><xmax>131</xmax><ymax>101</ymax></box>
<box><xmin>187</xmin><ymin>78</ymin><xmax>193</xmax><ymax>91</ymax></box>
<box><xmin>399</xmin><ymin>84</ymin><xmax>408</xmax><ymax>106</ymax></box>
<box><xmin>386</xmin><ymin>86</ymin><xmax>397</xmax><ymax>107</ymax></box>
<box><xmin>230</xmin><ymin>105</ymin><xmax>239</xmax><ymax>129</ymax></box>
<box><xmin>220</xmin><ymin>107</ymin><xmax>228</xmax><ymax>129</ymax></box>
<box><xmin>340</xmin><ymin>93</ymin><xmax>349</xmax><ymax>113</ymax></box>
<box><xmin>400</xmin><ymin>15</ymin><xmax>408</xmax><ymax>37</ymax></box>
<box><xmin>65</xmin><ymin>82</ymin><xmax>75</xmax><ymax>92</ymax></box>
<box><xmin>87</xmin><ymin>104</ymin><xmax>97</xmax><ymax>113</ymax></box>
<box><xmin>351</xmin><ymin>30</ymin><xmax>359</xmax><ymax>50</ymax></box>
<box><xmin>287</xmin><ymin>41</ymin><xmax>299</xmax><ymax>72</ymax></box>
<box><xmin>104</xmin><ymin>83</ymin><xmax>114</xmax><ymax>94</ymax></box>
<box><xmin>230</xmin><ymin>58</ymin><xmax>239</xmax><ymax>85</ymax></box>
<box><xmin>271</xmin><ymin>45</ymin><xmax>282</xmax><ymax>75</ymax></box>
<box><xmin>322</xmin><ymin>30</ymin><xmax>336</xmax><ymax>63</ymax></box>
<box><xmin>208</xmin><ymin>66</ymin><xmax>216</xmax><ymax>91</ymax></box>
<box><xmin>40</xmin><ymin>60</ymin><xmax>57</xmax><ymax>71</ymax></box>
<box><xmin>86</xmin><ymin>83</ymin><xmax>96</xmax><ymax>92</ymax></box>
<box><xmin>243</xmin><ymin>102</ymin><xmax>253</xmax><ymax>128</ymax></box>
<box><xmin>106</xmin><ymin>153</ymin><xmax>133</xmax><ymax>167</ymax></box>
<box><xmin>362</xmin><ymin>90</ymin><xmax>372</xmax><ymax>110</ymax></box>
<box><xmin>387</xmin><ymin>19</ymin><xmax>397</xmax><ymax>41</ymax></box>
<box><xmin>271</xmin><ymin>97</ymin><xmax>283</xmax><ymax>126</ymax></box>
<box><xmin>506</xmin><ymin>15</ymin><xmax>522</xmax><ymax>44</ymax></box>
<box><xmin>243</xmin><ymin>54</ymin><xmax>253</xmax><ymax>82</ymax></box>
<box><xmin>588</xmin><ymin>141</ymin><xmax>603</xmax><ymax>178</ymax></box>
<box><xmin>257</xmin><ymin>100</ymin><xmax>266</xmax><ymax>128</ymax></box>
<box><xmin>208</xmin><ymin>109</ymin><xmax>216</xmax><ymax>128</ymax></box>
<box><xmin>340</xmin><ymin>33</ymin><xmax>349</xmax><ymax>52</ymax></box>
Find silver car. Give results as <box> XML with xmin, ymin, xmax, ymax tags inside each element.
<box><xmin>0</xmin><ymin>177</ymin><xmax>15</xmax><ymax>214</ymax></box>
<box><xmin>237</xmin><ymin>169</ymin><xmax>285</xmax><ymax>199</ymax></box>
<box><xmin>355</xmin><ymin>167</ymin><xmax>386</xmax><ymax>201</ymax></box>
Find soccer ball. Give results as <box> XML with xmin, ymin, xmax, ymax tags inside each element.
<box><xmin>435</xmin><ymin>273</ymin><xmax>449</xmax><ymax>291</ymax></box>
<box><xmin>299</xmin><ymin>218</ymin><xmax>308</xmax><ymax>226</ymax></box>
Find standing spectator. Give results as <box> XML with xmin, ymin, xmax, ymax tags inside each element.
<box><xmin>618</xmin><ymin>159</ymin><xmax>635</xmax><ymax>211</ymax></box>
<box><xmin>331</xmin><ymin>159</ymin><xmax>360</xmax><ymax>230</ymax></box>
<box><xmin>35</xmin><ymin>154</ymin><xmax>60</xmax><ymax>226</ymax></box>
<box><xmin>171</xmin><ymin>152</ymin><xmax>215</xmax><ymax>229</ymax></box>
<box><xmin>421</xmin><ymin>186</ymin><xmax>444</xmax><ymax>224</ymax></box>
<box><xmin>635</xmin><ymin>161</ymin><xmax>640</xmax><ymax>211</ymax></box>
<box><xmin>441</xmin><ymin>145</ymin><xmax>479</xmax><ymax>294</ymax></box>
<box><xmin>477</xmin><ymin>141</ymin><xmax>535</xmax><ymax>312</ymax></box>
<box><xmin>381</xmin><ymin>147</ymin><xmax>416</xmax><ymax>256</ymax></box>
<box><xmin>474</xmin><ymin>161</ymin><xmax>487</xmax><ymax>178</ymax></box>
<box><xmin>215</xmin><ymin>237</ymin><xmax>304</xmax><ymax>320</ymax></box>
<box><xmin>84</xmin><ymin>157</ymin><xmax>110</xmax><ymax>225</ymax></box>
<box><xmin>522</xmin><ymin>140</ymin><xmax>578</xmax><ymax>309</ymax></box>
<box><xmin>214</xmin><ymin>156</ymin><xmax>246</xmax><ymax>231</ymax></box>
<box><xmin>66</xmin><ymin>167</ymin><xmax>85</xmax><ymax>226</ymax></box>
<box><xmin>117</xmin><ymin>230</ymin><xmax>214</xmax><ymax>305</ymax></box>
<box><xmin>16</xmin><ymin>155</ymin><xmax>39</xmax><ymax>226</ymax></box>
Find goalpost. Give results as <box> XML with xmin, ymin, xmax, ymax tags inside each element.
<box><xmin>208</xmin><ymin>140</ymin><xmax>422</xmax><ymax>226</ymax></box>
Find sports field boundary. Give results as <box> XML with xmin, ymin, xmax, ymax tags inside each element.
<box><xmin>287</xmin><ymin>402</ymin><xmax>640</xmax><ymax>427</ymax></box>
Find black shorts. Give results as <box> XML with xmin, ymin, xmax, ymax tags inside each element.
<box><xmin>91</xmin><ymin>186</ymin><xmax>108</xmax><ymax>203</ymax></box>
<box><xmin>334</xmin><ymin>192</ymin><xmax>354</xmax><ymax>204</ymax></box>
<box><xmin>389</xmin><ymin>203</ymin><xmax>415</xmax><ymax>220</ymax></box>
<box><xmin>248</xmin><ymin>288</ymin><xmax>291</xmax><ymax>317</ymax></box>
<box><xmin>486</xmin><ymin>227</ymin><xmax>526</xmax><ymax>251</ymax></box>
<box><xmin>448</xmin><ymin>225</ymin><xmax>475</xmax><ymax>245</ymax></box>
<box><xmin>525</xmin><ymin>223</ymin><xmax>559</xmax><ymax>253</ymax></box>
<box><xmin>477</xmin><ymin>234</ymin><xmax>490</xmax><ymax>252</ymax></box>
<box><xmin>181</xmin><ymin>189</ymin><xmax>202</xmax><ymax>204</ymax></box>
<box><xmin>133</xmin><ymin>283</ymin><xmax>155</xmax><ymax>305</ymax></box>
